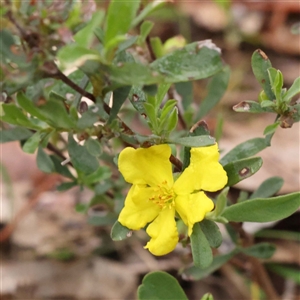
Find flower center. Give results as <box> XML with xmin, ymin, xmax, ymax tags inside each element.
<box><xmin>149</xmin><ymin>180</ymin><xmax>175</xmax><ymax>209</ymax></box>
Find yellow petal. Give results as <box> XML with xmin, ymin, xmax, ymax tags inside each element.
<box><xmin>175</xmin><ymin>191</ymin><xmax>214</xmax><ymax>236</ymax></box>
<box><xmin>144</xmin><ymin>208</ymin><xmax>178</xmax><ymax>256</ymax></box>
<box><xmin>118</xmin><ymin>145</ymin><xmax>173</xmax><ymax>187</ymax></box>
<box><xmin>118</xmin><ymin>185</ymin><xmax>161</xmax><ymax>230</ymax></box>
<box><xmin>173</xmin><ymin>144</ymin><xmax>228</xmax><ymax>194</ymax></box>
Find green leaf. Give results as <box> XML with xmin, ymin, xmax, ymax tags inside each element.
<box><xmin>260</xmin><ymin>100</ymin><xmax>275</xmax><ymax>108</ymax></box>
<box><xmin>57</xmin><ymin>181</ymin><xmax>78</xmax><ymax>191</ymax></box>
<box><xmin>241</xmin><ymin>243</ymin><xmax>276</xmax><ymax>259</ymax></box>
<box><xmin>150</xmin><ymin>37</ymin><xmax>164</xmax><ymax>58</ymax></box>
<box><xmin>263</xmin><ymin>122</ymin><xmax>280</xmax><ymax>135</ymax></box>
<box><xmin>267</xmin><ymin>264</ymin><xmax>300</xmax><ymax>284</ymax></box>
<box><xmin>131</xmin><ymin>0</ymin><xmax>167</xmax><ymax>28</ymax></box>
<box><xmin>139</xmin><ymin>20</ymin><xmax>154</xmax><ymax>44</ymax></box>
<box><xmin>108</xmin><ymin>86</ymin><xmax>131</xmax><ymax>123</ymax></box>
<box><xmin>200</xmin><ymin>293</ymin><xmax>214</xmax><ymax>300</ymax></box>
<box><xmin>88</xmin><ymin>213</ymin><xmax>119</xmax><ymax>226</ymax></box>
<box><xmin>197</xmin><ymin>66</ymin><xmax>230</xmax><ymax>120</ymax></box>
<box><xmin>182</xmin><ymin>251</ymin><xmax>235</xmax><ymax>280</ymax></box>
<box><xmin>110</xmin><ymin>221</ymin><xmax>132</xmax><ymax>241</ymax></box>
<box><xmin>251</xmin><ymin>49</ymin><xmax>275</xmax><ymax>100</ymax></box>
<box><xmin>68</xmin><ymin>134</ymin><xmax>99</xmax><ymax>174</ymax></box>
<box><xmin>50</xmin><ymin>155</ymin><xmax>75</xmax><ymax>179</ymax></box>
<box><xmin>166</xmin><ymin>107</ymin><xmax>178</xmax><ymax>133</ymax></box>
<box><xmin>250</xmin><ymin>176</ymin><xmax>284</xmax><ymax>199</ymax></box>
<box><xmin>104</xmin><ymin>0</ymin><xmax>140</xmax><ymax>46</ymax></box>
<box><xmin>22</xmin><ymin>131</ymin><xmax>42</xmax><ymax>153</ymax></box>
<box><xmin>138</xmin><ymin>271</ymin><xmax>188</xmax><ymax>300</ymax></box>
<box><xmin>17</xmin><ymin>92</ymin><xmax>48</xmax><ymax>121</ymax></box>
<box><xmin>224</xmin><ymin>157</ymin><xmax>263</xmax><ymax>186</ymax></box>
<box><xmin>191</xmin><ymin>223</ymin><xmax>213</xmax><ymax>269</ymax></box>
<box><xmin>0</xmin><ymin>127</ymin><xmax>32</xmax><ymax>143</ymax></box>
<box><xmin>85</xmin><ymin>138</ymin><xmax>102</xmax><ymax>157</ymax></box>
<box><xmin>175</xmin><ymin>81</ymin><xmax>193</xmax><ymax>110</ymax></box>
<box><xmin>0</xmin><ymin>103</ymin><xmax>42</xmax><ymax>130</ymax></box>
<box><xmin>167</xmin><ymin>135</ymin><xmax>215</xmax><ymax>147</ymax></box>
<box><xmin>156</xmin><ymin>83</ymin><xmax>171</xmax><ymax>106</ymax></box>
<box><xmin>220</xmin><ymin>138</ymin><xmax>268</xmax><ymax>166</ymax></box>
<box><xmin>38</xmin><ymin>93</ymin><xmax>76</xmax><ymax>129</ymax></box>
<box><xmin>82</xmin><ymin>166</ymin><xmax>111</xmax><ymax>185</ymax></box>
<box><xmin>57</xmin><ymin>44</ymin><xmax>101</xmax><ymax>70</ymax></box>
<box><xmin>199</xmin><ymin>220</ymin><xmax>222</xmax><ymax>248</ymax></box>
<box><xmin>255</xmin><ymin>229</ymin><xmax>300</xmax><ymax>242</ymax></box>
<box><xmin>150</xmin><ymin>42</ymin><xmax>223</xmax><ymax>83</ymax></box>
<box><xmin>222</xmin><ymin>192</ymin><xmax>300</xmax><ymax>222</ymax></box>
<box><xmin>210</xmin><ymin>187</ymin><xmax>229</xmax><ymax>217</ymax></box>
<box><xmin>283</xmin><ymin>77</ymin><xmax>300</xmax><ymax>102</ymax></box>
<box><xmin>74</xmin><ymin>10</ymin><xmax>104</xmax><ymax>48</ymax></box>
<box><xmin>129</xmin><ymin>85</ymin><xmax>148</xmax><ymax>114</ymax></box>
<box><xmin>233</xmin><ymin>101</ymin><xmax>274</xmax><ymax>114</ymax></box>
<box><xmin>36</xmin><ymin>146</ymin><xmax>55</xmax><ymax>173</ymax></box>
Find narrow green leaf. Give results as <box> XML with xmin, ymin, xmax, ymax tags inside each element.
<box><xmin>57</xmin><ymin>44</ymin><xmax>101</xmax><ymax>70</ymax></box>
<box><xmin>191</xmin><ymin>223</ymin><xmax>213</xmax><ymax>269</ymax></box>
<box><xmin>167</xmin><ymin>135</ymin><xmax>215</xmax><ymax>147</ymax></box>
<box><xmin>68</xmin><ymin>134</ymin><xmax>99</xmax><ymax>174</ymax></box>
<box><xmin>197</xmin><ymin>66</ymin><xmax>230</xmax><ymax>120</ymax></box>
<box><xmin>255</xmin><ymin>229</ymin><xmax>300</xmax><ymax>242</ymax></box>
<box><xmin>131</xmin><ymin>1</ymin><xmax>167</xmax><ymax>28</ymax></box>
<box><xmin>222</xmin><ymin>192</ymin><xmax>300</xmax><ymax>222</ymax></box>
<box><xmin>182</xmin><ymin>251</ymin><xmax>235</xmax><ymax>280</ymax></box>
<box><xmin>233</xmin><ymin>100</ymin><xmax>274</xmax><ymax>114</ymax></box>
<box><xmin>261</xmin><ymin>100</ymin><xmax>275</xmax><ymax>108</ymax></box>
<box><xmin>116</xmin><ymin>36</ymin><xmax>138</xmax><ymax>54</ymax></box>
<box><xmin>220</xmin><ymin>138</ymin><xmax>268</xmax><ymax>166</ymax></box>
<box><xmin>56</xmin><ymin>181</ymin><xmax>78</xmax><ymax>191</ymax></box>
<box><xmin>111</xmin><ymin>221</ymin><xmax>132</xmax><ymax>241</ymax></box>
<box><xmin>224</xmin><ymin>157</ymin><xmax>263</xmax><ymax>186</ymax></box>
<box><xmin>283</xmin><ymin>77</ymin><xmax>300</xmax><ymax>102</ymax></box>
<box><xmin>251</xmin><ymin>49</ymin><xmax>275</xmax><ymax>100</ymax></box>
<box><xmin>199</xmin><ymin>220</ymin><xmax>222</xmax><ymax>248</ymax></box>
<box><xmin>150</xmin><ymin>37</ymin><xmax>164</xmax><ymax>58</ymax></box>
<box><xmin>250</xmin><ymin>176</ymin><xmax>284</xmax><ymax>199</ymax></box>
<box><xmin>209</xmin><ymin>187</ymin><xmax>229</xmax><ymax>217</ymax></box>
<box><xmin>241</xmin><ymin>242</ymin><xmax>276</xmax><ymax>259</ymax></box>
<box><xmin>138</xmin><ymin>271</ymin><xmax>188</xmax><ymax>300</ymax></box>
<box><xmin>175</xmin><ymin>81</ymin><xmax>193</xmax><ymax>110</ymax></box>
<box><xmin>1</xmin><ymin>103</ymin><xmax>41</xmax><ymax>130</ymax></box>
<box><xmin>267</xmin><ymin>264</ymin><xmax>300</xmax><ymax>284</ymax></box>
<box><xmin>0</xmin><ymin>127</ymin><xmax>32</xmax><ymax>143</ymax></box>
<box><xmin>263</xmin><ymin>122</ymin><xmax>280</xmax><ymax>135</ymax></box>
<box><xmin>104</xmin><ymin>0</ymin><xmax>140</xmax><ymax>46</ymax></box>
<box><xmin>139</xmin><ymin>20</ymin><xmax>154</xmax><ymax>44</ymax></box>
<box><xmin>166</xmin><ymin>107</ymin><xmax>178</xmax><ymax>133</ymax></box>
<box><xmin>108</xmin><ymin>86</ymin><xmax>131</xmax><ymax>123</ymax></box>
<box><xmin>156</xmin><ymin>83</ymin><xmax>171</xmax><ymax>106</ymax></box>
<box><xmin>22</xmin><ymin>131</ymin><xmax>42</xmax><ymax>153</ymax></box>
<box><xmin>74</xmin><ymin>10</ymin><xmax>104</xmax><ymax>48</ymax></box>
<box><xmin>36</xmin><ymin>146</ymin><xmax>55</xmax><ymax>173</ymax></box>
<box><xmin>17</xmin><ymin>92</ymin><xmax>48</xmax><ymax>121</ymax></box>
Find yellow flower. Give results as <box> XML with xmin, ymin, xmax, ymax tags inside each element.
<box><xmin>118</xmin><ymin>144</ymin><xmax>228</xmax><ymax>256</ymax></box>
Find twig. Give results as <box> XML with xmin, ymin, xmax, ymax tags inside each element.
<box><xmin>230</xmin><ymin>222</ymin><xmax>280</xmax><ymax>300</ymax></box>
<box><xmin>169</xmin><ymin>154</ymin><xmax>182</xmax><ymax>172</ymax></box>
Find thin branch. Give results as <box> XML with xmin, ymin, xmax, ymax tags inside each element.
<box><xmin>230</xmin><ymin>222</ymin><xmax>280</xmax><ymax>300</ymax></box>
<box><xmin>169</xmin><ymin>154</ymin><xmax>182</xmax><ymax>172</ymax></box>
